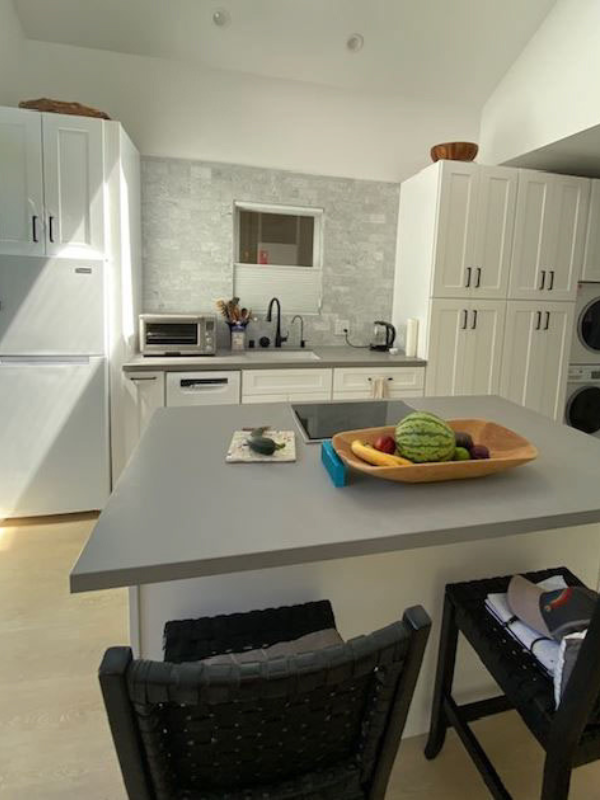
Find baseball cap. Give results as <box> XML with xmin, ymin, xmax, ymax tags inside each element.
<box><xmin>507</xmin><ymin>575</ymin><xmax>598</xmax><ymax>641</ymax></box>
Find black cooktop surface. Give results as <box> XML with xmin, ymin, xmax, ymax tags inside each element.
<box><xmin>292</xmin><ymin>400</ymin><xmax>415</xmax><ymax>442</ymax></box>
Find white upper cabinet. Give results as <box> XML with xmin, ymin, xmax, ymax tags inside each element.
<box><xmin>42</xmin><ymin>114</ymin><xmax>105</xmax><ymax>259</ymax></box>
<box><xmin>432</xmin><ymin>163</ymin><xmax>516</xmax><ymax>300</ymax></box>
<box><xmin>432</xmin><ymin>163</ymin><xmax>478</xmax><ymax>298</ymax></box>
<box><xmin>500</xmin><ymin>301</ymin><xmax>574</xmax><ymax>420</ymax></box>
<box><xmin>582</xmin><ymin>180</ymin><xmax>600</xmax><ymax>283</ymax></box>
<box><xmin>0</xmin><ymin>108</ymin><xmax>44</xmax><ymax>256</ymax></box>
<box><xmin>472</xmin><ymin>168</ymin><xmax>517</xmax><ymax>299</ymax></box>
<box><xmin>0</xmin><ymin>107</ymin><xmax>106</xmax><ymax>259</ymax></box>
<box><xmin>509</xmin><ymin>171</ymin><xmax>589</xmax><ymax>301</ymax></box>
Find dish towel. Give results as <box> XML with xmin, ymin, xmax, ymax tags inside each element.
<box><xmin>485</xmin><ymin>576</ymin><xmax>586</xmax><ymax>706</ymax></box>
<box><xmin>371</xmin><ymin>376</ymin><xmax>389</xmax><ymax>400</ymax></box>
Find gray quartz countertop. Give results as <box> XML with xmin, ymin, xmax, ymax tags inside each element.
<box><xmin>123</xmin><ymin>346</ymin><xmax>426</xmax><ymax>372</ymax></box>
<box><xmin>71</xmin><ymin>396</ymin><xmax>600</xmax><ymax>593</ymax></box>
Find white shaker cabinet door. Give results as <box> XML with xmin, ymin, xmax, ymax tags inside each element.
<box><xmin>425</xmin><ymin>300</ymin><xmax>469</xmax><ymax>396</ymax></box>
<box><xmin>471</xmin><ymin>168</ymin><xmax>517</xmax><ymax>299</ymax></box>
<box><xmin>42</xmin><ymin>113</ymin><xmax>105</xmax><ymax>259</ymax></box>
<box><xmin>461</xmin><ymin>301</ymin><xmax>506</xmax><ymax>396</ymax></box>
<box><xmin>431</xmin><ymin>162</ymin><xmax>478</xmax><ymax>298</ymax></box>
<box><xmin>509</xmin><ymin>171</ymin><xmax>553</xmax><ymax>300</ymax></box>
<box><xmin>0</xmin><ymin>108</ymin><xmax>44</xmax><ymax>256</ymax></box>
<box><xmin>582</xmin><ymin>180</ymin><xmax>600</xmax><ymax>283</ymax></box>
<box><xmin>544</xmin><ymin>175</ymin><xmax>589</xmax><ymax>301</ymax></box>
<box><xmin>500</xmin><ymin>302</ymin><xmax>574</xmax><ymax>420</ymax></box>
<box><xmin>123</xmin><ymin>372</ymin><xmax>165</xmax><ymax>461</ymax></box>
<box><xmin>537</xmin><ymin>304</ymin><xmax>575</xmax><ymax>420</ymax></box>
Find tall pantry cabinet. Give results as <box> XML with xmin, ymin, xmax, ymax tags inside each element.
<box><xmin>392</xmin><ymin>160</ymin><xmax>590</xmax><ymax>419</ymax></box>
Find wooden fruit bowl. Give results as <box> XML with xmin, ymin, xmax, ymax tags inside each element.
<box><xmin>430</xmin><ymin>141</ymin><xmax>478</xmax><ymax>162</ymax></box>
<box><xmin>332</xmin><ymin>419</ymin><xmax>537</xmax><ymax>484</ymax></box>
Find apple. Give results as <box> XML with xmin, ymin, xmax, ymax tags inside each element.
<box><xmin>373</xmin><ymin>435</ymin><xmax>396</xmax><ymax>454</ymax></box>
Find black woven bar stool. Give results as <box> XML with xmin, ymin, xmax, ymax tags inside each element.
<box><xmin>100</xmin><ymin>599</ymin><xmax>431</xmax><ymax>800</ymax></box>
<box><xmin>425</xmin><ymin>566</ymin><xmax>600</xmax><ymax>800</ymax></box>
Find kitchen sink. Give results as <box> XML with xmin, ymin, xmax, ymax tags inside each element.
<box><xmin>243</xmin><ymin>350</ymin><xmax>321</xmax><ymax>362</ymax></box>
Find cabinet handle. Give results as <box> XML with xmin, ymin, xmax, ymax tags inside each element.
<box><xmin>48</xmin><ymin>215</ymin><xmax>55</xmax><ymax>243</ymax></box>
<box><xmin>539</xmin><ymin>270</ymin><xmax>546</xmax><ymax>290</ymax></box>
<box><xmin>465</xmin><ymin>267</ymin><xmax>472</xmax><ymax>288</ymax></box>
<box><xmin>548</xmin><ymin>270</ymin><xmax>555</xmax><ymax>291</ymax></box>
<box><xmin>462</xmin><ymin>309</ymin><xmax>468</xmax><ymax>329</ymax></box>
<box><xmin>129</xmin><ymin>376</ymin><xmax>158</xmax><ymax>382</ymax></box>
<box><xmin>544</xmin><ymin>311</ymin><xmax>550</xmax><ymax>331</ymax></box>
<box><xmin>472</xmin><ymin>309</ymin><xmax>478</xmax><ymax>330</ymax></box>
<box><xmin>32</xmin><ymin>215</ymin><xmax>39</xmax><ymax>243</ymax></box>
<box><xmin>535</xmin><ymin>311</ymin><xmax>542</xmax><ymax>330</ymax></box>
<box><xmin>475</xmin><ymin>267</ymin><xmax>482</xmax><ymax>288</ymax></box>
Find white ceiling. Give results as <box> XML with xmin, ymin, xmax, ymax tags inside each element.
<box><xmin>14</xmin><ymin>0</ymin><xmax>557</xmax><ymax>104</ymax></box>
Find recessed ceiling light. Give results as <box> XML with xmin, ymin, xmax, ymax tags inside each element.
<box><xmin>213</xmin><ymin>8</ymin><xmax>230</xmax><ymax>27</ymax></box>
<box><xmin>347</xmin><ymin>34</ymin><xmax>364</xmax><ymax>53</ymax></box>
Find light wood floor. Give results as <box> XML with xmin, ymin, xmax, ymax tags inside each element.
<box><xmin>1</xmin><ymin>516</ymin><xmax>599</xmax><ymax>799</ymax></box>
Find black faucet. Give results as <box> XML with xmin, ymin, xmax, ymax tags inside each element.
<box><xmin>266</xmin><ymin>297</ymin><xmax>288</xmax><ymax>348</ymax></box>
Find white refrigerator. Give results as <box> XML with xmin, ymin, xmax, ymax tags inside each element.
<box><xmin>0</xmin><ymin>257</ymin><xmax>110</xmax><ymax>518</ymax></box>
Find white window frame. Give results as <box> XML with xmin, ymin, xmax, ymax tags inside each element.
<box><xmin>233</xmin><ymin>201</ymin><xmax>324</xmax><ymax>315</ymax></box>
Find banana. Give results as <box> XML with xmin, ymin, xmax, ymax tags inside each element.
<box><xmin>350</xmin><ymin>440</ymin><xmax>412</xmax><ymax>467</ymax></box>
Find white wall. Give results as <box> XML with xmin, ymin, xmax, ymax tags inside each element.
<box><xmin>479</xmin><ymin>0</ymin><xmax>600</xmax><ymax>166</ymax></box>
<box><xmin>14</xmin><ymin>38</ymin><xmax>478</xmax><ymax>182</ymax></box>
<box><xmin>0</xmin><ymin>0</ymin><xmax>23</xmax><ymax>106</ymax></box>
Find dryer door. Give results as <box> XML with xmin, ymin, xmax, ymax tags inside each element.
<box><xmin>566</xmin><ymin>385</ymin><xmax>600</xmax><ymax>434</ymax></box>
<box><xmin>580</xmin><ymin>298</ymin><xmax>600</xmax><ymax>356</ymax></box>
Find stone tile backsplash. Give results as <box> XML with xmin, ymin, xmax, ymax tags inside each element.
<box><xmin>142</xmin><ymin>157</ymin><xmax>400</xmax><ymax>348</ymax></box>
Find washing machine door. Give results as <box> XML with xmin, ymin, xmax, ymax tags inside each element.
<box><xmin>566</xmin><ymin>385</ymin><xmax>600</xmax><ymax>434</ymax></box>
<box><xmin>579</xmin><ymin>299</ymin><xmax>600</xmax><ymax>356</ymax></box>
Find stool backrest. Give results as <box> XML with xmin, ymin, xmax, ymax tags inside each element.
<box><xmin>100</xmin><ymin>608</ymin><xmax>430</xmax><ymax>800</ymax></box>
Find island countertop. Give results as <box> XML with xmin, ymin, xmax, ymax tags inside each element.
<box><xmin>71</xmin><ymin>396</ymin><xmax>600</xmax><ymax>593</ymax></box>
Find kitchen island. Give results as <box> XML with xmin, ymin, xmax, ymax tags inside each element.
<box><xmin>71</xmin><ymin>395</ymin><xmax>600</xmax><ymax>734</ymax></box>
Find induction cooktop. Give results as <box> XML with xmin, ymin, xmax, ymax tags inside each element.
<box><xmin>292</xmin><ymin>400</ymin><xmax>415</xmax><ymax>443</ymax></box>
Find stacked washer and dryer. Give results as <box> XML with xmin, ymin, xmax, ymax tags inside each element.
<box><xmin>566</xmin><ymin>283</ymin><xmax>600</xmax><ymax>436</ymax></box>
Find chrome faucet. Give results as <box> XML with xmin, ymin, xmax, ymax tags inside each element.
<box><xmin>291</xmin><ymin>315</ymin><xmax>306</xmax><ymax>349</ymax></box>
<box><xmin>266</xmin><ymin>297</ymin><xmax>288</xmax><ymax>348</ymax></box>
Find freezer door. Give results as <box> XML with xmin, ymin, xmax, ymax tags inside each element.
<box><xmin>0</xmin><ymin>257</ymin><xmax>105</xmax><ymax>355</ymax></box>
<box><xmin>0</xmin><ymin>356</ymin><xmax>109</xmax><ymax>518</ymax></box>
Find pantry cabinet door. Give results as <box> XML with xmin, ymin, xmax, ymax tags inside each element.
<box><xmin>509</xmin><ymin>172</ymin><xmax>553</xmax><ymax>300</ymax></box>
<box><xmin>432</xmin><ymin>162</ymin><xmax>478</xmax><ymax>298</ymax></box>
<box><xmin>472</xmin><ymin>167</ymin><xmax>517</xmax><ymax>299</ymax></box>
<box><xmin>462</xmin><ymin>301</ymin><xmax>506</xmax><ymax>395</ymax></box>
<box><xmin>537</xmin><ymin>304</ymin><xmax>575</xmax><ymax>420</ymax></box>
<box><xmin>42</xmin><ymin>113</ymin><xmax>105</xmax><ymax>259</ymax></box>
<box><xmin>425</xmin><ymin>300</ymin><xmax>469</xmax><ymax>395</ymax></box>
<box><xmin>582</xmin><ymin>180</ymin><xmax>600</xmax><ymax>282</ymax></box>
<box><xmin>0</xmin><ymin>108</ymin><xmax>44</xmax><ymax>256</ymax></box>
<box><xmin>500</xmin><ymin>302</ymin><xmax>572</xmax><ymax>419</ymax></box>
<box><xmin>543</xmin><ymin>176</ymin><xmax>589</xmax><ymax>301</ymax></box>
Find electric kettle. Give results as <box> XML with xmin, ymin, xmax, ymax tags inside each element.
<box><xmin>370</xmin><ymin>321</ymin><xmax>396</xmax><ymax>351</ymax></box>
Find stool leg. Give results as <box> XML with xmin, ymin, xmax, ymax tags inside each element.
<box><xmin>541</xmin><ymin>755</ymin><xmax>572</xmax><ymax>800</ymax></box>
<box><xmin>425</xmin><ymin>594</ymin><xmax>459</xmax><ymax>760</ymax></box>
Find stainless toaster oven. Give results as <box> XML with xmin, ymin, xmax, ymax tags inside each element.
<box><xmin>139</xmin><ymin>314</ymin><xmax>217</xmax><ymax>356</ymax></box>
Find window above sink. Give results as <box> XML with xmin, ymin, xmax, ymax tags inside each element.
<box><xmin>233</xmin><ymin>201</ymin><xmax>323</xmax><ymax>315</ymax></box>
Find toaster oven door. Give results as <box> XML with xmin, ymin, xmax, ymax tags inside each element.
<box><xmin>142</xmin><ymin>320</ymin><xmax>199</xmax><ymax>353</ymax></box>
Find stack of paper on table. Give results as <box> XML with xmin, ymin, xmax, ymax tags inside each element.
<box><xmin>226</xmin><ymin>430</ymin><xmax>296</xmax><ymax>463</ymax></box>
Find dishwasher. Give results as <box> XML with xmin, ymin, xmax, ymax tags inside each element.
<box><xmin>166</xmin><ymin>371</ymin><xmax>241</xmax><ymax>406</ymax></box>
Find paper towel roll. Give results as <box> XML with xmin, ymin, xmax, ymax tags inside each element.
<box><xmin>405</xmin><ymin>318</ymin><xmax>419</xmax><ymax>358</ymax></box>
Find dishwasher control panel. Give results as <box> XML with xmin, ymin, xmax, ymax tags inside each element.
<box><xmin>166</xmin><ymin>371</ymin><xmax>241</xmax><ymax>406</ymax></box>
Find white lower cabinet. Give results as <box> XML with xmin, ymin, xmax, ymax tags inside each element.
<box><xmin>332</xmin><ymin>367</ymin><xmax>424</xmax><ymax>400</ymax></box>
<box><xmin>500</xmin><ymin>302</ymin><xmax>574</xmax><ymax>420</ymax></box>
<box><xmin>425</xmin><ymin>299</ymin><xmax>506</xmax><ymax>397</ymax></box>
<box><xmin>242</xmin><ymin>368</ymin><xmax>333</xmax><ymax>403</ymax></box>
<box><xmin>123</xmin><ymin>372</ymin><xmax>165</xmax><ymax>461</ymax></box>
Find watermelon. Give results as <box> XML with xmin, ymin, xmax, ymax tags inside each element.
<box><xmin>395</xmin><ymin>411</ymin><xmax>456</xmax><ymax>463</ymax></box>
